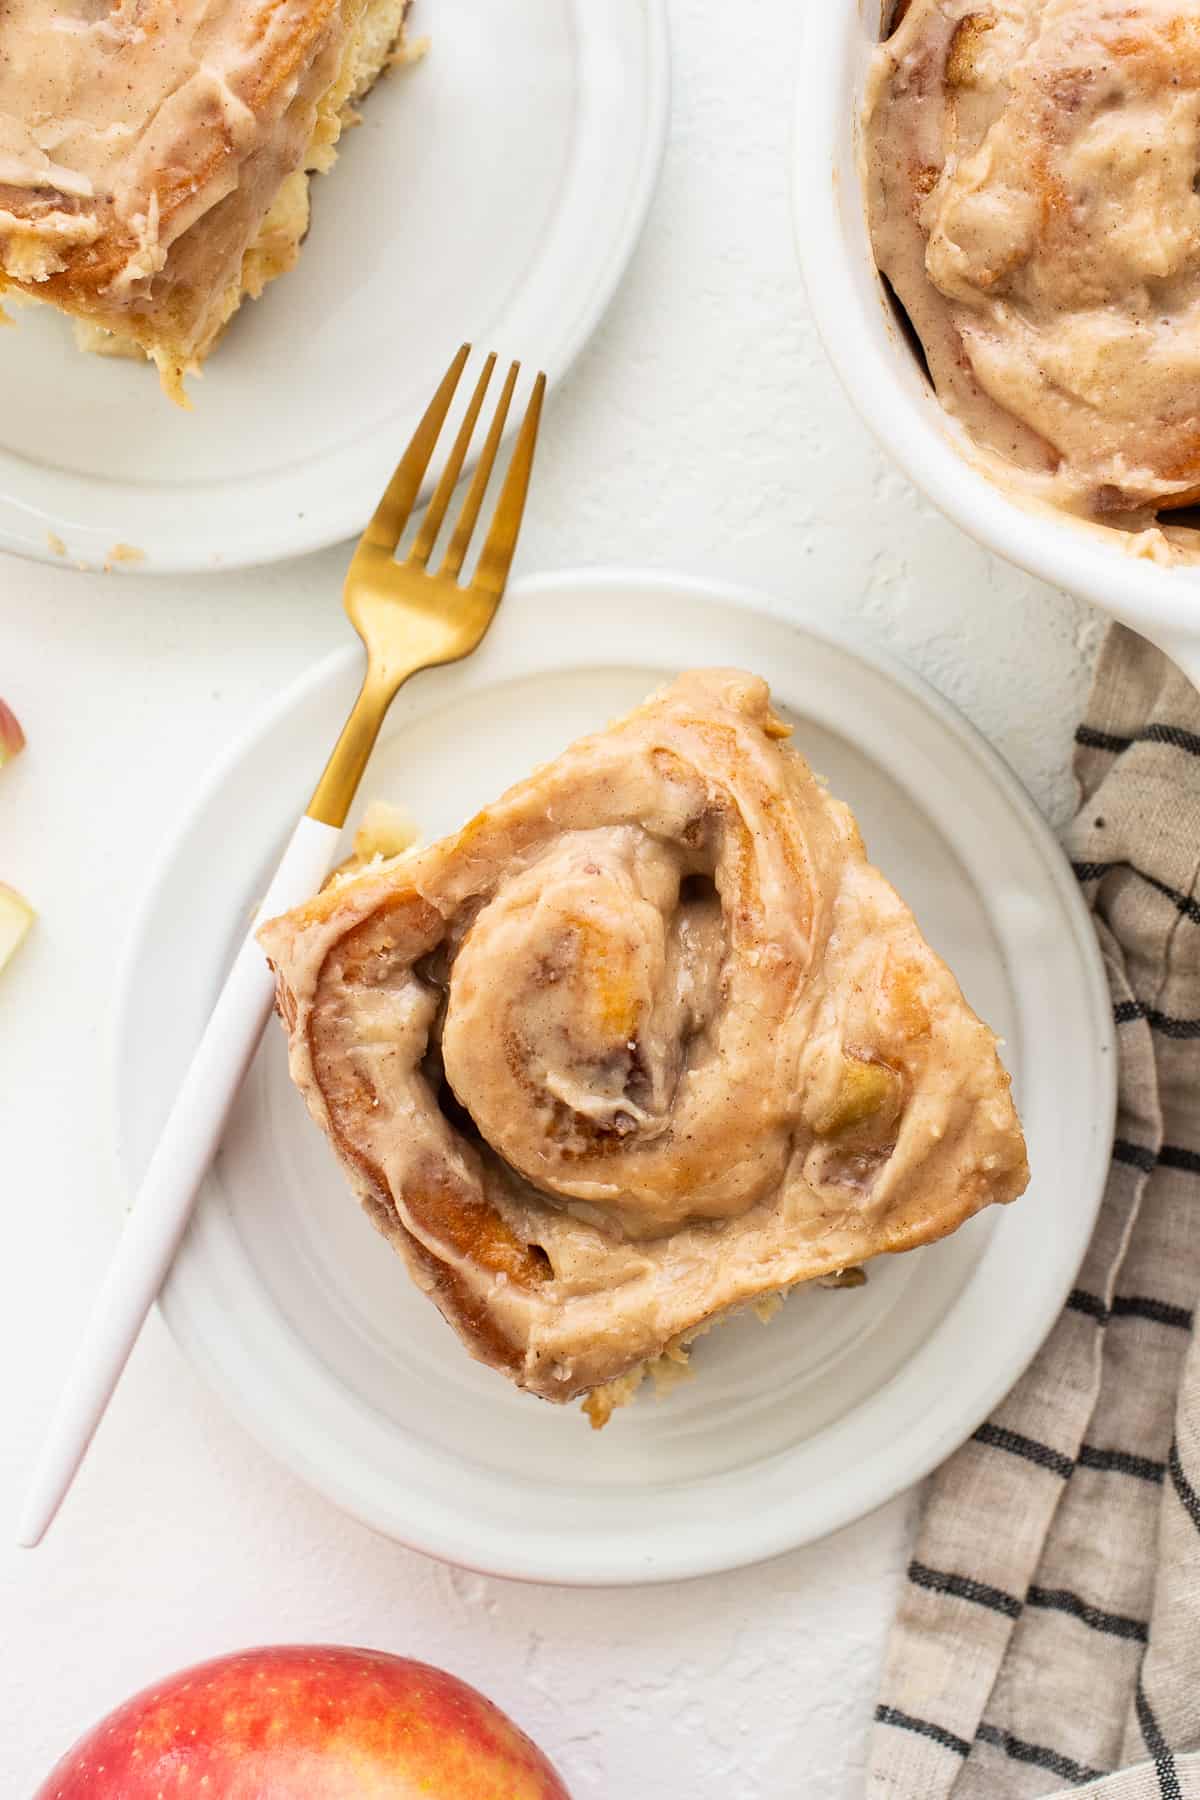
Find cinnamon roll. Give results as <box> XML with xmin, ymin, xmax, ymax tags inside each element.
<box><xmin>866</xmin><ymin>0</ymin><xmax>1200</xmax><ymax>523</ymax></box>
<box><xmin>0</xmin><ymin>0</ymin><xmax>413</xmax><ymax>401</ymax></box>
<box><xmin>259</xmin><ymin>672</ymin><xmax>1029</xmax><ymax>1420</ymax></box>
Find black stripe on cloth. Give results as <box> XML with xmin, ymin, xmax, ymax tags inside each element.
<box><xmin>1136</xmin><ymin>1675</ymin><xmax>1182</xmax><ymax>1800</ymax></box>
<box><xmin>1067</xmin><ymin>1292</ymin><xmax>1193</xmax><ymax>1331</ymax></box>
<box><xmin>1076</xmin><ymin>722</ymin><xmax>1200</xmax><ymax>759</ymax></box>
<box><xmin>1070</xmin><ymin>862</ymin><xmax>1200</xmax><ymax>929</ymax></box>
<box><xmin>1112</xmin><ymin>1296</ymin><xmax>1194</xmax><ymax>1332</ymax></box>
<box><xmin>1147</xmin><ymin>1013</ymin><xmax>1200</xmax><ymax>1041</ymax></box>
<box><xmin>1091</xmin><ymin>1136</ymin><xmax>1200</xmax><ymax>1177</ymax></box>
<box><xmin>1160</xmin><ymin>1144</ymin><xmax>1200</xmax><ymax>1177</ymax></box>
<box><xmin>1143</xmin><ymin>724</ymin><xmax>1200</xmax><ymax>757</ymax></box>
<box><xmin>874</xmin><ymin>1704</ymin><xmax>970</xmax><ymax>1759</ymax></box>
<box><xmin>1114</xmin><ymin>999</ymin><xmax>1200</xmax><ymax>1040</ymax></box>
<box><xmin>1026</xmin><ymin>1585</ymin><xmax>1148</xmax><ymax>1644</ymax></box>
<box><xmin>1076</xmin><ymin>724</ymin><xmax>1132</xmax><ymax>754</ymax></box>
<box><xmin>972</xmin><ymin>1421</ymin><xmax>1073</xmax><ymax>1480</ymax></box>
<box><xmin>1113</xmin><ymin>1138</ymin><xmax>1159</xmax><ymax>1174</ymax></box>
<box><xmin>1168</xmin><ymin>1441</ymin><xmax>1200</xmax><ymax>1535</ymax></box>
<box><xmin>907</xmin><ymin>1561</ymin><xmax>1022</xmax><ymax>1619</ymax></box>
<box><xmin>1078</xmin><ymin>1443</ymin><xmax>1165</xmax><ymax>1484</ymax></box>
<box><xmin>975</xmin><ymin>1722</ymin><xmax>1105</xmax><ymax>1787</ymax></box>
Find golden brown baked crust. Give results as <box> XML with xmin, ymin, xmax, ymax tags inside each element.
<box><xmin>866</xmin><ymin>0</ymin><xmax>1200</xmax><ymax>521</ymax></box>
<box><xmin>259</xmin><ymin>672</ymin><xmax>1029</xmax><ymax>1412</ymax></box>
<box><xmin>0</xmin><ymin>0</ymin><xmax>410</xmax><ymax>398</ymax></box>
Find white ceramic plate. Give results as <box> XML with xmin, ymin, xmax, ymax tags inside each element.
<box><xmin>114</xmin><ymin>571</ymin><xmax>1115</xmax><ymax>1585</ymax></box>
<box><xmin>0</xmin><ymin>3</ymin><xmax>668</xmax><ymax>576</ymax></box>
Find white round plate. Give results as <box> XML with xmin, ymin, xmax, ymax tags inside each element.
<box><xmin>115</xmin><ymin>571</ymin><xmax>1115</xmax><ymax>1585</ymax></box>
<box><xmin>0</xmin><ymin>4</ymin><xmax>668</xmax><ymax>576</ymax></box>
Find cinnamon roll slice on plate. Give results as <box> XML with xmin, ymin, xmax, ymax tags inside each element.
<box><xmin>0</xmin><ymin>0</ymin><xmax>414</xmax><ymax>401</ymax></box>
<box><xmin>260</xmin><ymin>671</ymin><xmax>1029</xmax><ymax>1423</ymax></box>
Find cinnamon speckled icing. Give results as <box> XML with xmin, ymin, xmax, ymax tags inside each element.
<box><xmin>867</xmin><ymin>0</ymin><xmax>1200</xmax><ymax>528</ymax></box>
<box><xmin>259</xmin><ymin>672</ymin><xmax>1029</xmax><ymax>1417</ymax></box>
<box><xmin>0</xmin><ymin>0</ymin><xmax>372</xmax><ymax>383</ymax></box>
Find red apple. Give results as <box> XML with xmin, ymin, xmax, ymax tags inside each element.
<box><xmin>34</xmin><ymin>1645</ymin><xmax>571</xmax><ymax>1799</ymax></box>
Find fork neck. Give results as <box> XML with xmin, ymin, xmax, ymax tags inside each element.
<box><xmin>306</xmin><ymin>662</ymin><xmax>396</xmax><ymax>831</ymax></box>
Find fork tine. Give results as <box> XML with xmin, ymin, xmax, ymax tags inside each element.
<box><xmin>439</xmin><ymin>361</ymin><xmax>520</xmax><ymax>581</ymax></box>
<box><xmin>408</xmin><ymin>353</ymin><xmax>496</xmax><ymax>568</ymax></box>
<box><xmin>472</xmin><ymin>371</ymin><xmax>547</xmax><ymax>599</ymax></box>
<box><xmin>362</xmin><ymin>344</ymin><xmax>471</xmax><ymax>553</ymax></box>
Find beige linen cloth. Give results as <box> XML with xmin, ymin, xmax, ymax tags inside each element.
<box><xmin>869</xmin><ymin>626</ymin><xmax>1200</xmax><ymax>1799</ymax></box>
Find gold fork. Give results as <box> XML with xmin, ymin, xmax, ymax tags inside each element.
<box><xmin>18</xmin><ymin>347</ymin><xmax>545</xmax><ymax>1547</ymax></box>
<box><xmin>310</xmin><ymin>343</ymin><xmax>545</xmax><ymax>828</ymax></box>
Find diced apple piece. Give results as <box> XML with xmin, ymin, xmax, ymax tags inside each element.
<box><xmin>0</xmin><ymin>883</ymin><xmax>34</xmax><ymax>973</ymax></box>
<box><xmin>353</xmin><ymin>800</ymin><xmax>420</xmax><ymax>862</ymax></box>
<box><xmin>325</xmin><ymin>801</ymin><xmax>422</xmax><ymax>892</ymax></box>
<box><xmin>0</xmin><ymin>698</ymin><xmax>24</xmax><ymax>767</ymax></box>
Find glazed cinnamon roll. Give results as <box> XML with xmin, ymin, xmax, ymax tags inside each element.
<box><xmin>0</xmin><ymin>0</ymin><xmax>413</xmax><ymax>400</ymax></box>
<box><xmin>259</xmin><ymin>672</ymin><xmax>1029</xmax><ymax>1419</ymax></box>
<box><xmin>866</xmin><ymin>0</ymin><xmax>1200</xmax><ymax>522</ymax></box>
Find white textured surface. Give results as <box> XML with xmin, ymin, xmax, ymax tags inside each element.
<box><xmin>0</xmin><ymin>1</ymin><xmax>1101</xmax><ymax>1792</ymax></box>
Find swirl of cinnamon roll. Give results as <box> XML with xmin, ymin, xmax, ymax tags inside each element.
<box><xmin>260</xmin><ymin>672</ymin><xmax>1028</xmax><ymax>1412</ymax></box>
<box><xmin>867</xmin><ymin>0</ymin><xmax>1200</xmax><ymax>524</ymax></box>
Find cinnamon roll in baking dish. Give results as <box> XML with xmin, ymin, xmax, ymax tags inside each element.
<box><xmin>866</xmin><ymin>0</ymin><xmax>1200</xmax><ymax>523</ymax></box>
<box><xmin>0</xmin><ymin>0</ymin><xmax>412</xmax><ymax>400</ymax></box>
<box><xmin>259</xmin><ymin>672</ymin><xmax>1028</xmax><ymax>1422</ymax></box>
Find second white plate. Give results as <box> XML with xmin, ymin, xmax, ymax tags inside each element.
<box><xmin>0</xmin><ymin>2</ymin><xmax>668</xmax><ymax>574</ymax></box>
<box><xmin>114</xmin><ymin>571</ymin><xmax>1115</xmax><ymax>1584</ymax></box>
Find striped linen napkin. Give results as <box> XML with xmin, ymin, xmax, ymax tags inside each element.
<box><xmin>868</xmin><ymin>625</ymin><xmax>1200</xmax><ymax>1799</ymax></box>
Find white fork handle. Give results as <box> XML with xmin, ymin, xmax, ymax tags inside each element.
<box><xmin>17</xmin><ymin>814</ymin><xmax>341</xmax><ymax>1548</ymax></box>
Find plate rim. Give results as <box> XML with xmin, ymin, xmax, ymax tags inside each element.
<box><xmin>0</xmin><ymin>2</ymin><xmax>671</xmax><ymax>577</ymax></box>
<box><xmin>112</xmin><ymin>567</ymin><xmax>1117</xmax><ymax>1584</ymax></box>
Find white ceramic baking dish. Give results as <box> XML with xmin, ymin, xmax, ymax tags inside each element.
<box><xmin>793</xmin><ymin>0</ymin><xmax>1200</xmax><ymax>689</ymax></box>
